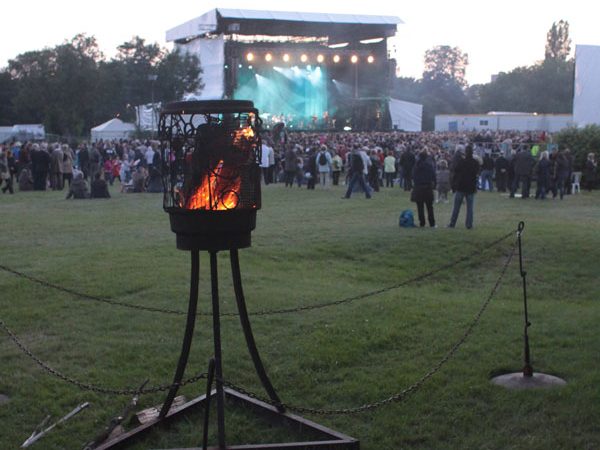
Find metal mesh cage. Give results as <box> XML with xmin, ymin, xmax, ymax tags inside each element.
<box><xmin>158</xmin><ymin>100</ymin><xmax>263</xmax><ymax>251</ymax></box>
<box><xmin>159</xmin><ymin>100</ymin><xmax>262</xmax><ymax>212</ymax></box>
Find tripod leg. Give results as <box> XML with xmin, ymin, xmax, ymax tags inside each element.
<box><xmin>209</xmin><ymin>251</ymin><xmax>226</xmax><ymax>449</ymax></box>
<box><xmin>160</xmin><ymin>250</ymin><xmax>200</xmax><ymax>418</ymax></box>
<box><xmin>230</xmin><ymin>249</ymin><xmax>284</xmax><ymax>412</ymax></box>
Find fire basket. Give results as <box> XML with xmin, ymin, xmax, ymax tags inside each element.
<box><xmin>160</xmin><ymin>100</ymin><xmax>262</xmax><ymax>251</ymax></box>
<box><xmin>94</xmin><ymin>100</ymin><xmax>358</xmax><ymax>450</ymax></box>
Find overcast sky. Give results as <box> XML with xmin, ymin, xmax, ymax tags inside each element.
<box><xmin>2</xmin><ymin>0</ymin><xmax>597</xmax><ymax>85</ymax></box>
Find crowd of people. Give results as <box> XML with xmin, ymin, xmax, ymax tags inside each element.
<box><xmin>1</xmin><ymin>129</ymin><xmax>597</xmax><ymax>229</ymax></box>
<box><xmin>0</xmin><ymin>139</ymin><xmax>163</xmax><ymax>198</ymax></box>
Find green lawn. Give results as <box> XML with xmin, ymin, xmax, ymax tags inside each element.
<box><xmin>1</xmin><ymin>183</ymin><xmax>599</xmax><ymax>449</ymax></box>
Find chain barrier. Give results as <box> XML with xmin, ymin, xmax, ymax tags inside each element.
<box><xmin>221</xmin><ymin>240</ymin><xmax>517</xmax><ymax>415</ymax></box>
<box><xmin>0</xmin><ymin>318</ymin><xmax>207</xmax><ymax>396</ymax></box>
<box><xmin>2</xmin><ymin>234</ymin><xmax>515</xmax><ymax>405</ymax></box>
<box><xmin>0</xmin><ymin>230</ymin><xmax>514</xmax><ymax>318</ymax></box>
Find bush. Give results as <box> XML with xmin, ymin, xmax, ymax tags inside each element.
<box><xmin>556</xmin><ymin>125</ymin><xmax>600</xmax><ymax>170</ymax></box>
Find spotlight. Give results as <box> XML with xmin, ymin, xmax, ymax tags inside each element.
<box><xmin>300</xmin><ymin>54</ymin><xmax>308</xmax><ymax>63</ymax></box>
<box><xmin>283</xmin><ymin>53</ymin><xmax>290</xmax><ymax>62</ymax></box>
<box><xmin>367</xmin><ymin>55</ymin><xmax>375</xmax><ymax>63</ymax></box>
<box><xmin>351</xmin><ymin>55</ymin><xmax>358</xmax><ymax>64</ymax></box>
<box><xmin>333</xmin><ymin>55</ymin><xmax>340</xmax><ymax>63</ymax></box>
<box><xmin>317</xmin><ymin>54</ymin><xmax>324</xmax><ymax>63</ymax></box>
<box><xmin>246</xmin><ymin>52</ymin><xmax>254</xmax><ymax>62</ymax></box>
<box><xmin>249</xmin><ymin>65</ymin><xmax>253</xmax><ymax>70</ymax></box>
<box><xmin>265</xmin><ymin>53</ymin><xmax>272</xmax><ymax>62</ymax></box>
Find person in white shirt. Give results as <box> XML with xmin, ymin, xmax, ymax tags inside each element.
<box><xmin>260</xmin><ymin>140</ymin><xmax>275</xmax><ymax>185</ymax></box>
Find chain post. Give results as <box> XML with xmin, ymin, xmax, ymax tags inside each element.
<box><xmin>517</xmin><ymin>221</ymin><xmax>533</xmax><ymax>377</ymax></box>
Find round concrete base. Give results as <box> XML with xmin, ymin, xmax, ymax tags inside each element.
<box><xmin>491</xmin><ymin>372</ymin><xmax>566</xmax><ymax>389</ymax></box>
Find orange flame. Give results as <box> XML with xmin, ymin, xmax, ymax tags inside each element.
<box><xmin>186</xmin><ymin>160</ymin><xmax>241</xmax><ymax>210</ymax></box>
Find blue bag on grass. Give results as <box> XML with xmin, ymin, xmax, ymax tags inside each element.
<box><xmin>399</xmin><ymin>209</ymin><xmax>416</xmax><ymax>228</ymax></box>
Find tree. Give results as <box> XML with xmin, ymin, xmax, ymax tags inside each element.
<box><xmin>115</xmin><ymin>36</ymin><xmax>164</xmax><ymax>108</ymax></box>
<box><xmin>477</xmin><ymin>59</ymin><xmax>574</xmax><ymax>114</ymax></box>
<box><xmin>156</xmin><ymin>50</ymin><xmax>202</xmax><ymax>103</ymax></box>
<box><xmin>545</xmin><ymin>20</ymin><xmax>571</xmax><ymax>61</ymax></box>
<box><xmin>423</xmin><ymin>45</ymin><xmax>469</xmax><ymax>87</ymax></box>
<box><xmin>0</xmin><ymin>71</ymin><xmax>17</xmax><ymax>125</ymax></box>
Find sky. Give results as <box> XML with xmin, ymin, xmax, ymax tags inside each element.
<box><xmin>1</xmin><ymin>0</ymin><xmax>598</xmax><ymax>85</ymax></box>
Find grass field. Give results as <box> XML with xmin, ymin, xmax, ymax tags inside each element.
<box><xmin>1</xmin><ymin>183</ymin><xmax>599</xmax><ymax>449</ymax></box>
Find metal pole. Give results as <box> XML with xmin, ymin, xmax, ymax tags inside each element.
<box><xmin>160</xmin><ymin>250</ymin><xmax>200</xmax><ymax>418</ymax></box>
<box><xmin>517</xmin><ymin>221</ymin><xmax>533</xmax><ymax>377</ymax></box>
<box><xmin>209</xmin><ymin>251</ymin><xmax>226</xmax><ymax>449</ymax></box>
<box><xmin>202</xmin><ymin>358</ymin><xmax>216</xmax><ymax>450</ymax></box>
<box><xmin>230</xmin><ymin>249</ymin><xmax>284</xmax><ymax>412</ymax></box>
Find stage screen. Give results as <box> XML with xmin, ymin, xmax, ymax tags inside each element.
<box><xmin>234</xmin><ymin>64</ymin><xmax>329</xmax><ymax>129</ymax></box>
<box><xmin>573</xmin><ymin>44</ymin><xmax>600</xmax><ymax>127</ymax></box>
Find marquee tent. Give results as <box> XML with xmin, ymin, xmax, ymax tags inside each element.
<box><xmin>91</xmin><ymin>118</ymin><xmax>136</xmax><ymax>142</ymax></box>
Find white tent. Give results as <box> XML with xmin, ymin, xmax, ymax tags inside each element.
<box><xmin>389</xmin><ymin>98</ymin><xmax>422</xmax><ymax>132</ymax></box>
<box><xmin>91</xmin><ymin>118</ymin><xmax>136</xmax><ymax>142</ymax></box>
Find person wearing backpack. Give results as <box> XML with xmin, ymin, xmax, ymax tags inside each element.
<box><xmin>316</xmin><ymin>144</ymin><xmax>332</xmax><ymax>187</ymax></box>
<box><xmin>343</xmin><ymin>147</ymin><xmax>371</xmax><ymax>199</ymax></box>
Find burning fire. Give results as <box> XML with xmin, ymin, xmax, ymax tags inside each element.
<box><xmin>181</xmin><ymin>125</ymin><xmax>256</xmax><ymax>210</ymax></box>
<box><xmin>185</xmin><ymin>160</ymin><xmax>240</xmax><ymax>210</ymax></box>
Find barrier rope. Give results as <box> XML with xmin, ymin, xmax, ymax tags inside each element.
<box><xmin>221</xmin><ymin>240</ymin><xmax>516</xmax><ymax>415</ymax></box>
<box><xmin>0</xmin><ymin>230</ymin><xmax>513</xmax><ymax>318</ymax></box>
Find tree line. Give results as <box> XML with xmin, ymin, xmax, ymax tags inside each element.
<box><xmin>0</xmin><ymin>21</ymin><xmax>577</xmax><ymax>135</ymax></box>
<box><xmin>391</xmin><ymin>20</ymin><xmax>575</xmax><ymax>130</ymax></box>
<box><xmin>0</xmin><ymin>34</ymin><xmax>201</xmax><ymax>138</ymax></box>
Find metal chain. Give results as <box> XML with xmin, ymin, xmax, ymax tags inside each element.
<box><xmin>0</xmin><ymin>230</ymin><xmax>514</xmax><ymax>318</ymax></box>
<box><xmin>1</xmin><ymin>236</ymin><xmax>516</xmax><ymax>402</ymax></box>
<box><xmin>249</xmin><ymin>230</ymin><xmax>514</xmax><ymax>316</ymax></box>
<box><xmin>0</xmin><ymin>264</ymin><xmax>199</xmax><ymax>316</ymax></box>
<box><xmin>0</xmin><ymin>318</ymin><xmax>207</xmax><ymax>396</ymax></box>
<box><xmin>222</xmin><ymin>241</ymin><xmax>517</xmax><ymax>415</ymax></box>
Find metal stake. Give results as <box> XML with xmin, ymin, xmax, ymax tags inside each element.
<box><xmin>160</xmin><ymin>250</ymin><xmax>201</xmax><ymax>417</ymax></box>
<box><xmin>517</xmin><ymin>221</ymin><xmax>533</xmax><ymax>377</ymax></box>
<box><xmin>209</xmin><ymin>251</ymin><xmax>226</xmax><ymax>449</ymax></box>
<box><xmin>202</xmin><ymin>358</ymin><xmax>216</xmax><ymax>450</ymax></box>
<box><xmin>230</xmin><ymin>249</ymin><xmax>284</xmax><ymax>412</ymax></box>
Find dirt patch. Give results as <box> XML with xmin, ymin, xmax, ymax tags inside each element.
<box><xmin>0</xmin><ymin>394</ymin><xmax>9</xmax><ymax>405</ymax></box>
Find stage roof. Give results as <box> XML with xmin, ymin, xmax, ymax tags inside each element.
<box><xmin>166</xmin><ymin>8</ymin><xmax>403</xmax><ymax>43</ymax></box>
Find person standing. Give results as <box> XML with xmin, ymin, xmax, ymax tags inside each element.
<box><xmin>583</xmin><ymin>152</ymin><xmax>597</xmax><ymax>191</ymax></box>
<box><xmin>62</xmin><ymin>144</ymin><xmax>75</xmax><ymax>188</ymax></box>
<box><xmin>383</xmin><ymin>150</ymin><xmax>396</xmax><ymax>188</ymax></box>
<box><xmin>448</xmin><ymin>145</ymin><xmax>480</xmax><ymax>229</ymax></box>
<box><xmin>510</xmin><ymin>147</ymin><xmax>535</xmax><ymax>198</ymax></box>
<box><xmin>49</xmin><ymin>144</ymin><xmax>64</xmax><ymax>190</ymax></box>
<box><xmin>283</xmin><ymin>145</ymin><xmax>297</xmax><ymax>188</ymax></box>
<box><xmin>494</xmin><ymin>152</ymin><xmax>509</xmax><ymax>192</ymax></box>
<box><xmin>534</xmin><ymin>151</ymin><xmax>551</xmax><ymax>200</ymax></box>
<box><xmin>553</xmin><ymin>149</ymin><xmax>569</xmax><ymax>200</ymax></box>
<box><xmin>435</xmin><ymin>159</ymin><xmax>451</xmax><ymax>203</ymax></box>
<box><xmin>331</xmin><ymin>151</ymin><xmax>343</xmax><ymax>186</ymax></box>
<box><xmin>343</xmin><ymin>147</ymin><xmax>371</xmax><ymax>199</ymax></box>
<box><xmin>0</xmin><ymin>148</ymin><xmax>13</xmax><ymax>194</ymax></box>
<box><xmin>260</xmin><ymin>139</ymin><xmax>274</xmax><ymax>185</ymax></box>
<box><xmin>480</xmin><ymin>153</ymin><xmax>494</xmax><ymax>191</ymax></box>
<box><xmin>399</xmin><ymin>148</ymin><xmax>415</xmax><ymax>191</ymax></box>
<box><xmin>316</xmin><ymin>145</ymin><xmax>332</xmax><ymax>187</ymax></box>
<box><xmin>31</xmin><ymin>143</ymin><xmax>50</xmax><ymax>190</ymax></box>
<box><xmin>411</xmin><ymin>151</ymin><xmax>436</xmax><ymax>228</ymax></box>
